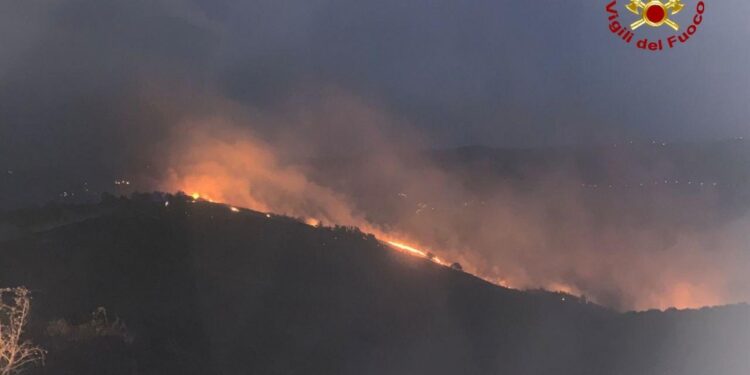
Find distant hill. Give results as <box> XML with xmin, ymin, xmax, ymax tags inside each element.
<box><xmin>309</xmin><ymin>139</ymin><xmax>750</xmax><ymax>225</ymax></box>
<box><xmin>0</xmin><ymin>194</ymin><xmax>748</xmax><ymax>375</ymax></box>
<box><xmin>6</xmin><ymin>140</ymin><xmax>750</xmax><ymax>211</ymax></box>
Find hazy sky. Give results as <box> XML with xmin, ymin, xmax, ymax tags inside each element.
<box><xmin>0</xmin><ymin>0</ymin><xmax>748</xmax><ymax>168</ymax></box>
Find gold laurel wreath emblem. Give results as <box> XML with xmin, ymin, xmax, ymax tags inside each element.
<box><xmin>626</xmin><ymin>0</ymin><xmax>685</xmax><ymax>30</ymax></box>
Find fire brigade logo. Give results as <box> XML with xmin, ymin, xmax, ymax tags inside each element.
<box><xmin>626</xmin><ymin>0</ymin><xmax>684</xmax><ymax>30</ymax></box>
<box><xmin>605</xmin><ymin>0</ymin><xmax>706</xmax><ymax>52</ymax></box>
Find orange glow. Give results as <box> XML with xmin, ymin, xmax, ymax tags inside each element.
<box><xmin>385</xmin><ymin>240</ymin><xmax>447</xmax><ymax>266</ymax></box>
<box><xmin>161</xmin><ymin>127</ymin><xmax>731</xmax><ymax>311</ymax></box>
<box><xmin>173</xmin><ymin>190</ymin><xmax>726</xmax><ymax>311</ymax></box>
<box><xmin>190</xmin><ymin>192</ymin><xmax>215</xmax><ymax>202</ymax></box>
<box><xmin>386</xmin><ymin>240</ymin><xmax>428</xmax><ymax>257</ymax></box>
<box><xmin>493</xmin><ymin>278</ymin><xmax>514</xmax><ymax>288</ymax></box>
<box><xmin>185</xmin><ymin>193</ymin><xmax>449</xmax><ymax>269</ymax></box>
<box><xmin>180</xmin><ymin>190</ymin><xmax>523</xmax><ymax>293</ymax></box>
<box><xmin>649</xmin><ymin>282</ymin><xmax>722</xmax><ymax>311</ymax></box>
<box><xmin>174</xmin><ymin>190</ymin><xmax>724</xmax><ymax>311</ymax></box>
<box><xmin>546</xmin><ymin>282</ymin><xmax>580</xmax><ymax>296</ymax></box>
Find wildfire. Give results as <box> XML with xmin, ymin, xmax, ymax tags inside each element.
<box><xmin>157</xmin><ymin>126</ymin><xmax>741</xmax><ymax>312</ymax></box>
<box><xmin>385</xmin><ymin>240</ymin><xmax>426</xmax><ymax>257</ymax></box>
<box><xmin>546</xmin><ymin>282</ymin><xmax>580</xmax><ymax>297</ymax></box>
<box><xmin>184</xmin><ymin>188</ymin><xmax>451</xmax><ymax>267</ymax></box>
<box><xmin>385</xmin><ymin>240</ymin><xmax>448</xmax><ymax>266</ymax></box>
<box><xmin>191</xmin><ymin>192</ymin><xmax>215</xmax><ymax>202</ymax></box>
<box><xmin>178</xmin><ymin>190</ymin><xmax>560</xmax><ymax>297</ymax></box>
<box><xmin>178</xmin><ymin>189</ymin><xmax>603</xmax><ymax>312</ymax></box>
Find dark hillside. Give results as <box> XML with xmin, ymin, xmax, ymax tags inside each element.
<box><xmin>0</xmin><ymin>195</ymin><xmax>747</xmax><ymax>375</ymax></box>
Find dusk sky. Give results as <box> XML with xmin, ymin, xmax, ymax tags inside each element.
<box><xmin>1</xmin><ymin>0</ymin><xmax>748</xmax><ymax>171</ymax></box>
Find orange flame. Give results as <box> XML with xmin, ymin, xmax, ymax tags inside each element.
<box><xmin>385</xmin><ymin>240</ymin><xmax>427</xmax><ymax>257</ymax></box>
<box><xmin>161</xmin><ymin>127</ymin><xmax>732</xmax><ymax>311</ymax></box>
<box><xmin>385</xmin><ymin>240</ymin><xmax>448</xmax><ymax>266</ymax></box>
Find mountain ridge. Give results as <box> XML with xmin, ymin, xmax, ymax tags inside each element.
<box><xmin>0</xmin><ymin>194</ymin><xmax>748</xmax><ymax>374</ymax></box>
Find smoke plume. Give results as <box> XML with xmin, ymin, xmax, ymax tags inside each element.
<box><xmin>155</xmin><ymin>90</ymin><xmax>750</xmax><ymax>311</ymax></box>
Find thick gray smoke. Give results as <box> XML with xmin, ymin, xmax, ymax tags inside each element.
<box><xmin>2</xmin><ymin>0</ymin><xmax>750</xmax><ymax>310</ymax></box>
<box><xmin>158</xmin><ymin>106</ymin><xmax>750</xmax><ymax>311</ymax></box>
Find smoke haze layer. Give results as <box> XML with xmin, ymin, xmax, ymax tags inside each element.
<box><xmin>156</xmin><ymin>94</ymin><xmax>750</xmax><ymax>311</ymax></box>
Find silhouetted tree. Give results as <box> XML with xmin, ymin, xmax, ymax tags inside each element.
<box><xmin>0</xmin><ymin>287</ymin><xmax>45</xmax><ymax>375</ymax></box>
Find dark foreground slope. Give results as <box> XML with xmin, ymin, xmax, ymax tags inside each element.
<box><xmin>1</xmin><ymin>195</ymin><xmax>748</xmax><ymax>375</ymax></box>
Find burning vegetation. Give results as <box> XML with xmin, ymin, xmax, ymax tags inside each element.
<box><xmin>154</xmin><ymin>118</ymin><xmax>750</xmax><ymax>312</ymax></box>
